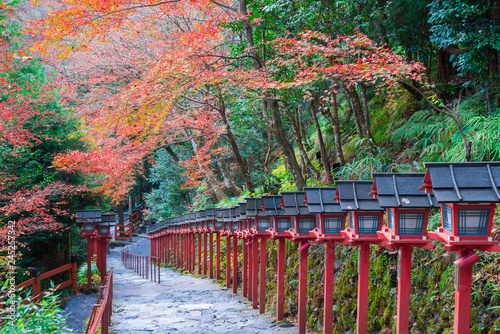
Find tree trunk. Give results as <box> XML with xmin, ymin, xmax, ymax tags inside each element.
<box><xmin>216</xmin><ymin>96</ymin><xmax>255</xmax><ymax>191</ymax></box>
<box><xmin>211</xmin><ymin>142</ymin><xmax>242</xmax><ymax>197</ymax></box>
<box><xmin>264</xmin><ymin>98</ymin><xmax>306</xmax><ymax>190</ymax></box>
<box><xmin>344</xmin><ymin>85</ymin><xmax>366</xmax><ymax>138</ymax></box>
<box><xmin>359</xmin><ymin>84</ymin><xmax>377</xmax><ymax>146</ymax></box>
<box><xmin>118</xmin><ymin>203</ymin><xmax>124</xmax><ymax>232</ymax></box>
<box><xmin>331</xmin><ymin>91</ymin><xmax>346</xmax><ymax>164</ymax></box>
<box><xmin>239</xmin><ymin>0</ymin><xmax>306</xmax><ymax>190</ymax></box>
<box><xmin>217</xmin><ymin>158</ymin><xmax>242</xmax><ymax>196</ymax></box>
<box><xmin>309</xmin><ymin>97</ymin><xmax>333</xmax><ymax>184</ymax></box>
<box><xmin>165</xmin><ymin>145</ymin><xmax>180</xmax><ymax>162</ymax></box>
<box><xmin>186</xmin><ymin>128</ymin><xmax>228</xmax><ymax>202</ymax></box>
<box><xmin>325</xmin><ymin>89</ymin><xmax>346</xmax><ymax>164</ymax></box>
<box><xmin>436</xmin><ymin>49</ymin><xmax>452</xmax><ymax>98</ymax></box>
<box><xmin>128</xmin><ymin>194</ymin><xmax>134</xmax><ymax>217</ymax></box>
<box><xmin>283</xmin><ymin>101</ymin><xmax>320</xmax><ymax>179</ymax></box>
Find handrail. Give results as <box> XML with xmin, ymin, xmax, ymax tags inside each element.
<box><xmin>0</xmin><ymin>262</ymin><xmax>77</xmax><ymax>308</ymax></box>
<box><xmin>85</xmin><ymin>268</ymin><xmax>113</xmax><ymax>334</ymax></box>
<box><xmin>115</xmin><ymin>210</ymin><xmax>144</xmax><ymax>241</ymax></box>
<box><xmin>121</xmin><ymin>247</ymin><xmax>160</xmax><ymax>283</ymax></box>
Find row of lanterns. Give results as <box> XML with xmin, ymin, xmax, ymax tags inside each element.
<box><xmin>148</xmin><ymin>161</ymin><xmax>500</xmax><ymax>334</ymax></box>
<box><xmin>75</xmin><ymin>210</ymin><xmax>116</xmax><ymax>285</ymax></box>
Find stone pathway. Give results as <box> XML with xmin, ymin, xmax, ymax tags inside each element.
<box><xmin>61</xmin><ymin>293</ymin><xmax>98</xmax><ymax>333</ymax></box>
<box><xmin>109</xmin><ymin>237</ymin><xmax>298</xmax><ymax>333</ymax></box>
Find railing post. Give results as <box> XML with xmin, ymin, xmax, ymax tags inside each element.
<box><xmin>298</xmin><ymin>241</ymin><xmax>310</xmax><ymax>334</ymax></box>
<box><xmin>71</xmin><ymin>262</ymin><xmax>78</xmax><ymax>292</ymax></box>
<box><xmin>242</xmin><ymin>240</ymin><xmax>248</xmax><ymax>297</ymax></box>
<box><xmin>209</xmin><ymin>231</ymin><xmax>214</xmax><ymax>278</ymax></box>
<box><xmin>203</xmin><ymin>231</ymin><xmax>208</xmax><ymax>276</ymax></box>
<box><xmin>323</xmin><ymin>242</ymin><xmax>335</xmax><ymax>334</ymax></box>
<box><xmin>276</xmin><ymin>238</ymin><xmax>286</xmax><ymax>321</ymax></box>
<box><xmin>198</xmin><ymin>232</ymin><xmax>202</xmax><ymax>275</ymax></box>
<box><xmin>216</xmin><ymin>233</ymin><xmax>221</xmax><ymax>280</ymax></box>
<box><xmin>226</xmin><ymin>235</ymin><xmax>231</xmax><ymax>288</ymax></box>
<box><xmin>233</xmin><ymin>236</ymin><xmax>238</xmax><ymax>293</ymax></box>
<box><xmin>31</xmin><ymin>268</ymin><xmax>41</xmax><ymax>303</ymax></box>
<box><xmin>357</xmin><ymin>243</ymin><xmax>370</xmax><ymax>334</ymax></box>
<box><xmin>252</xmin><ymin>237</ymin><xmax>259</xmax><ymax>309</ymax></box>
<box><xmin>248</xmin><ymin>239</ymin><xmax>253</xmax><ymax>303</ymax></box>
<box><xmin>259</xmin><ymin>237</ymin><xmax>267</xmax><ymax>314</ymax></box>
<box><xmin>396</xmin><ymin>244</ymin><xmax>412</xmax><ymax>334</ymax></box>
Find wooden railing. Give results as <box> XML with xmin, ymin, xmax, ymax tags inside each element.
<box><xmin>121</xmin><ymin>247</ymin><xmax>160</xmax><ymax>283</ymax></box>
<box><xmin>0</xmin><ymin>262</ymin><xmax>77</xmax><ymax>309</ymax></box>
<box><xmin>115</xmin><ymin>206</ymin><xmax>144</xmax><ymax>241</ymax></box>
<box><xmin>85</xmin><ymin>268</ymin><xmax>113</xmax><ymax>334</ymax></box>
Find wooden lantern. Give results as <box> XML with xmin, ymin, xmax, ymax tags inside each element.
<box><xmin>371</xmin><ymin>173</ymin><xmax>437</xmax><ymax>334</ymax></box>
<box><xmin>421</xmin><ymin>161</ymin><xmax>500</xmax><ymax>334</ymax></box>
<box><xmin>281</xmin><ymin>192</ymin><xmax>316</xmax><ymax>240</ymax></box>
<box><xmin>371</xmin><ymin>173</ymin><xmax>438</xmax><ymax>245</ymax></box>
<box><xmin>76</xmin><ymin>210</ymin><xmax>102</xmax><ymax>236</ymax></box>
<box><xmin>305</xmin><ymin>187</ymin><xmax>346</xmax><ymax>242</ymax></box>
<box><xmin>422</xmin><ymin>162</ymin><xmax>500</xmax><ymax>248</ymax></box>
<box><xmin>335</xmin><ymin>180</ymin><xmax>385</xmax><ymax>242</ymax></box>
<box><xmin>262</xmin><ymin>195</ymin><xmax>292</xmax><ymax>239</ymax></box>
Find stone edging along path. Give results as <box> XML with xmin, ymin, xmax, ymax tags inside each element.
<box><xmin>109</xmin><ymin>236</ymin><xmax>299</xmax><ymax>334</ymax></box>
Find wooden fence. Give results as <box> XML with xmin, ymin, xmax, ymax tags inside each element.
<box><xmin>85</xmin><ymin>268</ymin><xmax>113</xmax><ymax>334</ymax></box>
<box><xmin>0</xmin><ymin>262</ymin><xmax>77</xmax><ymax>308</ymax></box>
<box><xmin>115</xmin><ymin>208</ymin><xmax>144</xmax><ymax>241</ymax></box>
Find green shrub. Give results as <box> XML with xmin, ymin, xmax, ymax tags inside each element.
<box><xmin>0</xmin><ymin>287</ymin><xmax>71</xmax><ymax>333</ymax></box>
<box><xmin>77</xmin><ymin>261</ymin><xmax>101</xmax><ymax>286</ymax></box>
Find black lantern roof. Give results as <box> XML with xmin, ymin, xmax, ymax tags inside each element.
<box><xmin>216</xmin><ymin>208</ymin><xmax>223</xmax><ymax>220</ymax></box>
<box><xmin>222</xmin><ymin>208</ymin><xmax>231</xmax><ymax>222</ymax></box>
<box><xmin>236</xmin><ymin>203</ymin><xmax>246</xmax><ymax>221</ymax></box>
<box><xmin>372</xmin><ymin>173</ymin><xmax>439</xmax><ymax>208</ymax></box>
<box><xmin>206</xmin><ymin>208</ymin><xmax>215</xmax><ymax>219</ymax></box>
<box><xmin>422</xmin><ymin>162</ymin><xmax>500</xmax><ymax>203</ymax></box>
<box><xmin>304</xmin><ymin>187</ymin><xmax>343</xmax><ymax>214</ymax></box>
<box><xmin>281</xmin><ymin>192</ymin><xmax>310</xmax><ymax>216</ymax></box>
<box><xmin>231</xmin><ymin>207</ymin><xmax>238</xmax><ymax>221</ymax></box>
<box><xmin>100</xmin><ymin>213</ymin><xmax>116</xmax><ymax>224</ymax></box>
<box><xmin>75</xmin><ymin>210</ymin><xmax>102</xmax><ymax>223</ymax></box>
<box><xmin>335</xmin><ymin>180</ymin><xmax>383</xmax><ymax>211</ymax></box>
<box><xmin>262</xmin><ymin>195</ymin><xmax>283</xmax><ymax>216</ymax></box>
<box><xmin>245</xmin><ymin>198</ymin><xmax>259</xmax><ymax>217</ymax></box>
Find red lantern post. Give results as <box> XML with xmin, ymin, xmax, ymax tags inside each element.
<box><xmin>214</xmin><ymin>209</ymin><xmax>224</xmax><ymax>280</ymax></box>
<box><xmin>370</xmin><ymin>173</ymin><xmax>437</xmax><ymax>334</ymax></box>
<box><xmin>76</xmin><ymin>210</ymin><xmax>102</xmax><ymax>288</ymax></box>
<box><xmin>336</xmin><ymin>181</ymin><xmax>385</xmax><ymax>334</ymax></box>
<box><xmin>263</xmin><ymin>195</ymin><xmax>292</xmax><ymax>321</ymax></box>
<box><xmin>244</xmin><ymin>197</ymin><xmax>262</xmax><ymax>310</ymax></box>
<box><xmin>282</xmin><ymin>192</ymin><xmax>317</xmax><ymax>334</ymax></box>
<box><xmin>305</xmin><ymin>187</ymin><xmax>346</xmax><ymax>334</ymax></box>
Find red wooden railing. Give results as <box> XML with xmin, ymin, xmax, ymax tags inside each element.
<box><xmin>115</xmin><ymin>207</ymin><xmax>144</xmax><ymax>241</ymax></box>
<box><xmin>0</xmin><ymin>262</ymin><xmax>77</xmax><ymax>309</ymax></box>
<box><xmin>121</xmin><ymin>247</ymin><xmax>160</xmax><ymax>283</ymax></box>
<box><xmin>85</xmin><ymin>268</ymin><xmax>113</xmax><ymax>334</ymax></box>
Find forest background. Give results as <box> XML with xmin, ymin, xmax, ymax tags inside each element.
<box><xmin>1</xmin><ymin>0</ymin><xmax>500</xmax><ymax>332</ymax></box>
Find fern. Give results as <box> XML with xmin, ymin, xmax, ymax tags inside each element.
<box><xmin>77</xmin><ymin>261</ymin><xmax>100</xmax><ymax>286</ymax></box>
<box><xmin>391</xmin><ymin>109</ymin><xmax>449</xmax><ymax>153</ymax></box>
